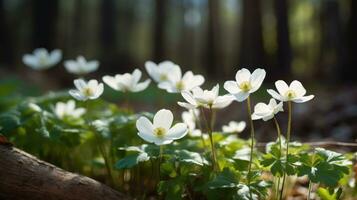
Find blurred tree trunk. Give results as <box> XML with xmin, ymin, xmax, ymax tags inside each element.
<box><xmin>274</xmin><ymin>0</ymin><xmax>292</xmax><ymax>78</ymax></box>
<box><xmin>0</xmin><ymin>0</ymin><xmax>14</xmax><ymax>66</ymax></box>
<box><xmin>205</xmin><ymin>0</ymin><xmax>221</xmax><ymax>78</ymax></box>
<box><xmin>153</xmin><ymin>0</ymin><xmax>166</xmax><ymax>62</ymax></box>
<box><xmin>319</xmin><ymin>0</ymin><xmax>345</xmax><ymax>82</ymax></box>
<box><xmin>343</xmin><ymin>0</ymin><xmax>357</xmax><ymax>82</ymax></box>
<box><xmin>239</xmin><ymin>0</ymin><xmax>265</xmax><ymax>68</ymax></box>
<box><xmin>100</xmin><ymin>0</ymin><xmax>118</xmax><ymax>72</ymax></box>
<box><xmin>32</xmin><ymin>0</ymin><xmax>58</xmax><ymax>49</ymax></box>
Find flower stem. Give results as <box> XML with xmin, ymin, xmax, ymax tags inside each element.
<box><xmin>201</xmin><ymin>106</ymin><xmax>219</xmax><ymax>171</ymax></box>
<box><xmin>273</xmin><ymin>117</ymin><xmax>282</xmax><ymax>200</ymax></box>
<box><xmin>159</xmin><ymin>145</ymin><xmax>164</xmax><ymax>180</ymax></box>
<box><xmin>280</xmin><ymin>101</ymin><xmax>292</xmax><ymax>200</ymax></box>
<box><xmin>246</xmin><ymin>96</ymin><xmax>255</xmax><ymax>199</ymax></box>
<box><xmin>307</xmin><ymin>180</ymin><xmax>312</xmax><ymax>200</ymax></box>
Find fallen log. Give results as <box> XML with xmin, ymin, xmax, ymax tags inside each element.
<box><xmin>0</xmin><ymin>144</ymin><xmax>129</xmax><ymax>200</ymax></box>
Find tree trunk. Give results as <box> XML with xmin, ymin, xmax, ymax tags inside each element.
<box><xmin>343</xmin><ymin>0</ymin><xmax>357</xmax><ymax>82</ymax></box>
<box><xmin>274</xmin><ymin>0</ymin><xmax>292</xmax><ymax>78</ymax></box>
<box><xmin>0</xmin><ymin>0</ymin><xmax>14</xmax><ymax>66</ymax></box>
<box><xmin>153</xmin><ymin>0</ymin><xmax>166</xmax><ymax>62</ymax></box>
<box><xmin>205</xmin><ymin>0</ymin><xmax>221</xmax><ymax>78</ymax></box>
<box><xmin>32</xmin><ymin>0</ymin><xmax>59</xmax><ymax>49</ymax></box>
<box><xmin>0</xmin><ymin>144</ymin><xmax>129</xmax><ymax>200</ymax></box>
<box><xmin>239</xmin><ymin>0</ymin><xmax>265</xmax><ymax>68</ymax></box>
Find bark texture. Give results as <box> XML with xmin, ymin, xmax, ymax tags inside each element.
<box><xmin>0</xmin><ymin>144</ymin><xmax>129</xmax><ymax>200</ymax></box>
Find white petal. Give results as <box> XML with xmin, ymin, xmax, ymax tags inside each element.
<box><xmin>250</xmin><ymin>68</ymin><xmax>266</xmax><ymax>93</ymax></box>
<box><xmin>235</xmin><ymin>68</ymin><xmax>251</xmax><ymax>84</ymax></box>
<box><xmin>103</xmin><ymin>76</ymin><xmax>119</xmax><ymax>90</ymax></box>
<box><xmin>145</xmin><ymin>61</ymin><xmax>160</xmax><ymax>82</ymax></box>
<box><xmin>166</xmin><ymin>123</ymin><xmax>188</xmax><ymax>140</ymax></box>
<box><xmin>233</xmin><ymin>91</ymin><xmax>250</xmax><ymax>102</ymax></box>
<box><xmin>224</xmin><ymin>80</ymin><xmax>240</xmax><ymax>94</ymax></box>
<box><xmin>262</xmin><ymin>114</ymin><xmax>274</xmax><ymax>121</ymax></box>
<box><xmin>74</xmin><ymin>79</ymin><xmax>87</xmax><ymax>91</ymax></box>
<box><xmin>23</xmin><ymin>55</ymin><xmax>38</xmax><ymax>69</ymax></box>
<box><xmin>153</xmin><ymin>138</ymin><xmax>173</xmax><ymax>146</ymax></box>
<box><xmin>290</xmin><ymin>80</ymin><xmax>306</xmax><ymax>97</ymax></box>
<box><xmin>275</xmin><ymin>80</ymin><xmax>289</xmax><ymax>95</ymax></box>
<box><xmin>88</xmin><ymin>79</ymin><xmax>99</xmax><ymax>89</ymax></box>
<box><xmin>158</xmin><ymin>81</ymin><xmax>176</xmax><ymax>93</ymax></box>
<box><xmin>132</xmin><ymin>79</ymin><xmax>151</xmax><ymax>92</ymax></box>
<box><xmin>153</xmin><ymin>109</ymin><xmax>173</xmax><ymax>130</ymax></box>
<box><xmin>132</xmin><ymin>69</ymin><xmax>142</xmax><ymax>84</ymax></box>
<box><xmin>267</xmin><ymin>89</ymin><xmax>284</xmax><ymax>101</ymax></box>
<box><xmin>212</xmin><ymin>95</ymin><xmax>233</xmax><ymax>109</ymax></box>
<box><xmin>92</xmin><ymin>83</ymin><xmax>104</xmax><ymax>99</ymax></box>
<box><xmin>181</xmin><ymin>91</ymin><xmax>197</xmax><ymax>105</ymax></box>
<box><xmin>212</xmin><ymin>84</ymin><xmax>219</xmax><ymax>98</ymax></box>
<box><xmin>136</xmin><ymin>116</ymin><xmax>154</xmax><ymax>140</ymax></box>
<box><xmin>293</xmin><ymin>95</ymin><xmax>314</xmax><ymax>103</ymax></box>
<box><xmin>253</xmin><ymin>103</ymin><xmax>271</xmax><ymax>115</ymax></box>
<box><xmin>87</xmin><ymin>61</ymin><xmax>99</xmax><ymax>72</ymax></box>
<box><xmin>69</xmin><ymin>90</ymin><xmax>86</xmax><ymax>101</ymax></box>
<box><xmin>251</xmin><ymin>113</ymin><xmax>262</xmax><ymax>120</ymax></box>
<box><xmin>49</xmin><ymin>49</ymin><xmax>62</xmax><ymax>65</ymax></box>
<box><xmin>177</xmin><ymin>102</ymin><xmax>197</xmax><ymax>109</ymax></box>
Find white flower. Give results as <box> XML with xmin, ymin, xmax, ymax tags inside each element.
<box><xmin>178</xmin><ymin>84</ymin><xmax>234</xmax><ymax>109</ymax></box>
<box><xmin>251</xmin><ymin>98</ymin><xmax>284</xmax><ymax>121</ymax></box>
<box><xmin>69</xmin><ymin>79</ymin><xmax>104</xmax><ymax>101</ymax></box>
<box><xmin>182</xmin><ymin>109</ymin><xmax>202</xmax><ymax>137</ymax></box>
<box><xmin>267</xmin><ymin>80</ymin><xmax>314</xmax><ymax>103</ymax></box>
<box><xmin>158</xmin><ymin>69</ymin><xmax>205</xmax><ymax>93</ymax></box>
<box><xmin>145</xmin><ymin>60</ymin><xmax>181</xmax><ymax>83</ymax></box>
<box><xmin>222</xmin><ymin>121</ymin><xmax>246</xmax><ymax>133</ymax></box>
<box><xmin>224</xmin><ymin>68</ymin><xmax>266</xmax><ymax>102</ymax></box>
<box><xmin>102</xmin><ymin>69</ymin><xmax>151</xmax><ymax>93</ymax></box>
<box><xmin>136</xmin><ymin>109</ymin><xmax>188</xmax><ymax>145</ymax></box>
<box><xmin>64</xmin><ymin>56</ymin><xmax>99</xmax><ymax>75</ymax></box>
<box><xmin>28</xmin><ymin>103</ymin><xmax>42</xmax><ymax>112</ymax></box>
<box><xmin>23</xmin><ymin>48</ymin><xmax>62</xmax><ymax>70</ymax></box>
<box><xmin>55</xmin><ymin>100</ymin><xmax>86</xmax><ymax>119</ymax></box>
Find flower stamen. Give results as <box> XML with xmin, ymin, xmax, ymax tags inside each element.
<box><xmin>154</xmin><ymin>127</ymin><xmax>166</xmax><ymax>138</ymax></box>
<box><xmin>239</xmin><ymin>81</ymin><xmax>252</xmax><ymax>92</ymax></box>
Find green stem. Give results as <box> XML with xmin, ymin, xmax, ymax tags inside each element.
<box><xmin>246</xmin><ymin>96</ymin><xmax>255</xmax><ymax>199</ymax></box>
<box><xmin>273</xmin><ymin>117</ymin><xmax>282</xmax><ymax>200</ymax></box>
<box><xmin>280</xmin><ymin>101</ymin><xmax>292</xmax><ymax>200</ymax></box>
<box><xmin>201</xmin><ymin>106</ymin><xmax>218</xmax><ymax>171</ymax></box>
<box><xmin>307</xmin><ymin>180</ymin><xmax>312</xmax><ymax>200</ymax></box>
<box><xmin>159</xmin><ymin>145</ymin><xmax>164</xmax><ymax>180</ymax></box>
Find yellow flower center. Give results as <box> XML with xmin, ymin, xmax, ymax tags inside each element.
<box><xmin>239</xmin><ymin>81</ymin><xmax>252</xmax><ymax>92</ymax></box>
<box><xmin>83</xmin><ymin>87</ymin><xmax>94</xmax><ymax>96</ymax></box>
<box><xmin>176</xmin><ymin>81</ymin><xmax>185</xmax><ymax>91</ymax></box>
<box><xmin>153</xmin><ymin>127</ymin><xmax>166</xmax><ymax>138</ymax></box>
<box><xmin>160</xmin><ymin>74</ymin><xmax>168</xmax><ymax>81</ymax></box>
<box><xmin>285</xmin><ymin>90</ymin><xmax>296</xmax><ymax>99</ymax></box>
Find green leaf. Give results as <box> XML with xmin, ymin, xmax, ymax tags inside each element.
<box><xmin>115</xmin><ymin>152</ymin><xmax>149</xmax><ymax>169</ymax></box>
<box><xmin>316</xmin><ymin>187</ymin><xmax>342</xmax><ymax>200</ymax></box>
<box><xmin>174</xmin><ymin>149</ymin><xmax>208</xmax><ymax>166</ymax></box>
<box><xmin>158</xmin><ymin>179</ymin><xmax>184</xmax><ymax>200</ymax></box>
<box><xmin>206</xmin><ymin>168</ymin><xmax>239</xmax><ymax>189</ymax></box>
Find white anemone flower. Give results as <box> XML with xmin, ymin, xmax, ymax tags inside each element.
<box><xmin>158</xmin><ymin>69</ymin><xmax>205</xmax><ymax>93</ymax></box>
<box><xmin>64</xmin><ymin>56</ymin><xmax>99</xmax><ymax>75</ymax></box>
<box><xmin>251</xmin><ymin>99</ymin><xmax>284</xmax><ymax>121</ymax></box>
<box><xmin>224</xmin><ymin>68</ymin><xmax>266</xmax><ymax>102</ymax></box>
<box><xmin>222</xmin><ymin>121</ymin><xmax>246</xmax><ymax>133</ymax></box>
<box><xmin>102</xmin><ymin>69</ymin><xmax>151</xmax><ymax>93</ymax></box>
<box><xmin>23</xmin><ymin>48</ymin><xmax>62</xmax><ymax>70</ymax></box>
<box><xmin>55</xmin><ymin>100</ymin><xmax>86</xmax><ymax>119</ymax></box>
<box><xmin>182</xmin><ymin>109</ymin><xmax>202</xmax><ymax>137</ymax></box>
<box><xmin>136</xmin><ymin>109</ymin><xmax>188</xmax><ymax>145</ymax></box>
<box><xmin>69</xmin><ymin>79</ymin><xmax>104</xmax><ymax>101</ymax></box>
<box><xmin>267</xmin><ymin>80</ymin><xmax>314</xmax><ymax>103</ymax></box>
<box><xmin>145</xmin><ymin>60</ymin><xmax>181</xmax><ymax>83</ymax></box>
<box><xmin>178</xmin><ymin>85</ymin><xmax>234</xmax><ymax>109</ymax></box>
